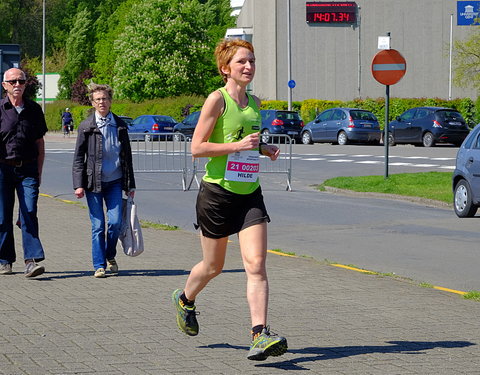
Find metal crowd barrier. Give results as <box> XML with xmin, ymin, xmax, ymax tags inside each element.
<box><xmin>130</xmin><ymin>132</ymin><xmax>293</xmax><ymax>191</ymax></box>
<box><xmin>188</xmin><ymin>134</ymin><xmax>293</xmax><ymax>191</ymax></box>
<box><xmin>130</xmin><ymin>132</ymin><xmax>188</xmax><ymax>190</ymax></box>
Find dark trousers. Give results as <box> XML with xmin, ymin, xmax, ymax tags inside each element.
<box><xmin>0</xmin><ymin>162</ymin><xmax>44</xmax><ymax>264</ymax></box>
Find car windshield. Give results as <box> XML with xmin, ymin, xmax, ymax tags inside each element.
<box><xmin>120</xmin><ymin>117</ymin><xmax>133</xmax><ymax>126</ymax></box>
<box><xmin>154</xmin><ymin>116</ymin><xmax>176</xmax><ymax>124</ymax></box>
<box><xmin>350</xmin><ymin>110</ymin><xmax>377</xmax><ymax>121</ymax></box>
<box><xmin>277</xmin><ymin>112</ymin><xmax>300</xmax><ymax>120</ymax></box>
<box><xmin>184</xmin><ymin>112</ymin><xmax>200</xmax><ymax>123</ymax></box>
<box><xmin>436</xmin><ymin>110</ymin><xmax>464</xmax><ymax>122</ymax></box>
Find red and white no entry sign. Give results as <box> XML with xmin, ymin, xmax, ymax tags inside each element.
<box><xmin>371</xmin><ymin>49</ymin><xmax>406</xmax><ymax>85</ymax></box>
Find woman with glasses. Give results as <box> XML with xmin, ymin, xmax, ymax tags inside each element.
<box><xmin>72</xmin><ymin>83</ymin><xmax>135</xmax><ymax>278</ymax></box>
<box><xmin>171</xmin><ymin>39</ymin><xmax>287</xmax><ymax>361</ymax></box>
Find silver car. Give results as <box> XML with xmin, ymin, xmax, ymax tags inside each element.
<box><xmin>453</xmin><ymin>124</ymin><xmax>479</xmax><ymax>217</ymax></box>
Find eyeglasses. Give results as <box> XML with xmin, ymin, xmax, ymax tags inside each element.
<box><xmin>92</xmin><ymin>97</ymin><xmax>110</xmax><ymax>103</ymax></box>
<box><xmin>4</xmin><ymin>79</ymin><xmax>26</xmax><ymax>85</ymax></box>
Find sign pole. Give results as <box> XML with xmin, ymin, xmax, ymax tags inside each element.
<box><xmin>371</xmin><ymin>47</ymin><xmax>406</xmax><ymax>179</ymax></box>
<box><xmin>384</xmin><ymin>85</ymin><xmax>390</xmax><ymax>179</ymax></box>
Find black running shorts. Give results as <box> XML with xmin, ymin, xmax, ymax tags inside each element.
<box><xmin>195</xmin><ymin>181</ymin><xmax>270</xmax><ymax>238</ymax></box>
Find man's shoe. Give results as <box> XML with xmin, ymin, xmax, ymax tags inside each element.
<box><xmin>0</xmin><ymin>263</ymin><xmax>13</xmax><ymax>275</ymax></box>
<box><xmin>24</xmin><ymin>262</ymin><xmax>45</xmax><ymax>278</ymax></box>
<box><xmin>247</xmin><ymin>326</ymin><xmax>288</xmax><ymax>361</ymax></box>
<box><xmin>171</xmin><ymin>289</ymin><xmax>199</xmax><ymax>336</ymax></box>
<box><xmin>107</xmin><ymin>259</ymin><xmax>118</xmax><ymax>274</ymax></box>
<box><xmin>94</xmin><ymin>268</ymin><xmax>106</xmax><ymax>278</ymax></box>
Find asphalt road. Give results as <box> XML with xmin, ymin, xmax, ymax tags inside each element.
<box><xmin>42</xmin><ymin>136</ymin><xmax>480</xmax><ymax>292</ymax></box>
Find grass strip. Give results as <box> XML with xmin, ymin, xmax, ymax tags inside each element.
<box><xmin>319</xmin><ymin>171</ymin><xmax>452</xmax><ymax>204</ymax></box>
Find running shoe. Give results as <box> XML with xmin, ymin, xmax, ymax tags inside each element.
<box><xmin>172</xmin><ymin>289</ymin><xmax>199</xmax><ymax>336</ymax></box>
<box><xmin>247</xmin><ymin>326</ymin><xmax>288</xmax><ymax>361</ymax></box>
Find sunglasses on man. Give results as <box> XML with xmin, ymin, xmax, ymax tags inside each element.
<box><xmin>4</xmin><ymin>79</ymin><xmax>26</xmax><ymax>85</ymax></box>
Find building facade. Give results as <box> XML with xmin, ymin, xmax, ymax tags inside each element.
<box><xmin>234</xmin><ymin>0</ymin><xmax>479</xmax><ymax>102</ymax></box>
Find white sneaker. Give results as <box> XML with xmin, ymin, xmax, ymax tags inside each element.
<box><xmin>0</xmin><ymin>263</ymin><xmax>13</xmax><ymax>275</ymax></box>
<box><xmin>24</xmin><ymin>262</ymin><xmax>45</xmax><ymax>278</ymax></box>
<box><xmin>94</xmin><ymin>268</ymin><xmax>106</xmax><ymax>278</ymax></box>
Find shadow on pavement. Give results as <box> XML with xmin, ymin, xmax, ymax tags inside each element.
<box><xmin>200</xmin><ymin>340</ymin><xmax>476</xmax><ymax>370</ymax></box>
<box><xmin>30</xmin><ymin>268</ymin><xmax>245</xmax><ymax>280</ymax></box>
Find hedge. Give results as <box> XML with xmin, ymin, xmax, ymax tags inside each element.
<box><xmin>43</xmin><ymin>96</ymin><xmax>478</xmax><ymax>132</ymax></box>
<box><xmin>44</xmin><ymin>95</ymin><xmax>206</xmax><ymax>132</ymax></box>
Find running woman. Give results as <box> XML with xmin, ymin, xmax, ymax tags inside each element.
<box><xmin>172</xmin><ymin>38</ymin><xmax>287</xmax><ymax>361</ymax></box>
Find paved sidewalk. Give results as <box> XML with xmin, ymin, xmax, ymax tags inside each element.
<box><xmin>1</xmin><ymin>195</ymin><xmax>480</xmax><ymax>374</ymax></box>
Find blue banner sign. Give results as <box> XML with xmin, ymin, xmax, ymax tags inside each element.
<box><xmin>458</xmin><ymin>1</ymin><xmax>480</xmax><ymax>25</ymax></box>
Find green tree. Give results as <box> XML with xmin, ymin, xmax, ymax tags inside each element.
<box><xmin>58</xmin><ymin>7</ymin><xmax>95</xmax><ymax>100</ymax></box>
<box><xmin>0</xmin><ymin>0</ymin><xmax>43</xmax><ymax>58</ymax></box>
<box><xmin>92</xmin><ymin>0</ymin><xmax>136</xmax><ymax>84</ymax></box>
<box><xmin>199</xmin><ymin>0</ymin><xmax>236</xmax><ymax>93</ymax></box>
<box><xmin>453</xmin><ymin>28</ymin><xmax>480</xmax><ymax>93</ymax></box>
<box><xmin>22</xmin><ymin>48</ymin><xmax>67</xmax><ymax>74</ymax></box>
<box><xmin>113</xmin><ymin>0</ymin><xmax>216</xmax><ymax>101</ymax></box>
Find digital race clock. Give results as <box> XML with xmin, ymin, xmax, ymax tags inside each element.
<box><xmin>306</xmin><ymin>2</ymin><xmax>357</xmax><ymax>24</ymax></box>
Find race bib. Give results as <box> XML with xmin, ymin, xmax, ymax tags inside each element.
<box><xmin>224</xmin><ymin>151</ymin><xmax>259</xmax><ymax>182</ymax></box>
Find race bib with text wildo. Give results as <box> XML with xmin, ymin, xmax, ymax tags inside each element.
<box><xmin>224</xmin><ymin>151</ymin><xmax>259</xmax><ymax>182</ymax></box>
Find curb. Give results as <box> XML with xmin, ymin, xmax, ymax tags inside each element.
<box><xmin>323</xmin><ymin>186</ymin><xmax>451</xmax><ymax>209</ymax></box>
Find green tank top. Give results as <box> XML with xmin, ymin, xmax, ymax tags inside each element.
<box><xmin>202</xmin><ymin>87</ymin><xmax>261</xmax><ymax>195</ymax></box>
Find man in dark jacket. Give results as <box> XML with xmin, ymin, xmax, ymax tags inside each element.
<box><xmin>0</xmin><ymin>68</ymin><xmax>47</xmax><ymax>277</ymax></box>
<box><xmin>72</xmin><ymin>83</ymin><xmax>135</xmax><ymax>278</ymax></box>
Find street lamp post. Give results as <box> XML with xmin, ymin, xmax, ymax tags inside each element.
<box><xmin>42</xmin><ymin>0</ymin><xmax>46</xmax><ymax>112</ymax></box>
<box><xmin>287</xmin><ymin>0</ymin><xmax>292</xmax><ymax>111</ymax></box>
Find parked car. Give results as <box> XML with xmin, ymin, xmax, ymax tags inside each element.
<box><xmin>118</xmin><ymin>115</ymin><xmax>133</xmax><ymax>127</ymax></box>
<box><xmin>388</xmin><ymin>107</ymin><xmax>469</xmax><ymax>147</ymax></box>
<box><xmin>452</xmin><ymin>123</ymin><xmax>480</xmax><ymax>217</ymax></box>
<box><xmin>129</xmin><ymin>115</ymin><xmax>176</xmax><ymax>141</ymax></box>
<box><xmin>173</xmin><ymin>111</ymin><xmax>201</xmax><ymax>141</ymax></box>
<box><xmin>301</xmin><ymin>108</ymin><xmax>381</xmax><ymax>145</ymax></box>
<box><xmin>260</xmin><ymin>109</ymin><xmax>304</xmax><ymax>143</ymax></box>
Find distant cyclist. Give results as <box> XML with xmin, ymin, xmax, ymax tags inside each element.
<box><xmin>61</xmin><ymin>108</ymin><xmax>73</xmax><ymax>136</ymax></box>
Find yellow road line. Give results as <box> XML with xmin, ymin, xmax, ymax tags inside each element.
<box><xmin>330</xmin><ymin>263</ymin><xmax>468</xmax><ymax>296</ymax></box>
<box><xmin>433</xmin><ymin>286</ymin><xmax>467</xmax><ymax>295</ymax></box>
<box><xmin>330</xmin><ymin>263</ymin><xmax>376</xmax><ymax>274</ymax></box>
<box><xmin>267</xmin><ymin>250</ymin><xmax>296</xmax><ymax>257</ymax></box>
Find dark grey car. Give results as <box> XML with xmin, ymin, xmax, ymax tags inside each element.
<box><xmin>388</xmin><ymin>107</ymin><xmax>469</xmax><ymax>147</ymax></box>
<box><xmin>173</xmin><ymin>111</ymin><xmax>200</xmax><ymax>141</ymax></box>
<box><xmin>453</xmin><ymin>123</ymin><xmax>480</xmax><ymax>217</ymax></box>
<box><xmin>260</xmin><ymin>110</ymin><xmax>304</xmax><ymax>143</ymax></box>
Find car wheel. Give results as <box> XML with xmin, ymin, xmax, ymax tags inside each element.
<box><xmin>387</xmin><ymin>132</ymin><xmax>396</xmax><ymax>146</ymax></box>
<box><xmin>454</xmin><ymin>179</ymin><xmax>478</xmax><ymax>218</ymax></box>
<box><xmin>301</xmin><ymin>131</ymin><xmax>313</xmax><ymax>145</ymax></box>
<box><xmin>144</xmin><ymin>133</ymin><xmax>151</xmax><ymax>142</ymax></box>
<box><xmin>261</xmin><ymin>129</ymin><xmax>270</xmax><ymax>143</ymax></box>
<box><xmin>173</xmin><ymin>132</ymin><xmax>182</xmax><ymax>142</ymax></box>
<box><xmin>422</xmin><ymin>132</ymin><xmax>435</xmax><ymax>147</ymax></box>
<box><xmin>337</xmin><ymin>131</ymin><xmax>348</xmax><ymax>145</ymax></box>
